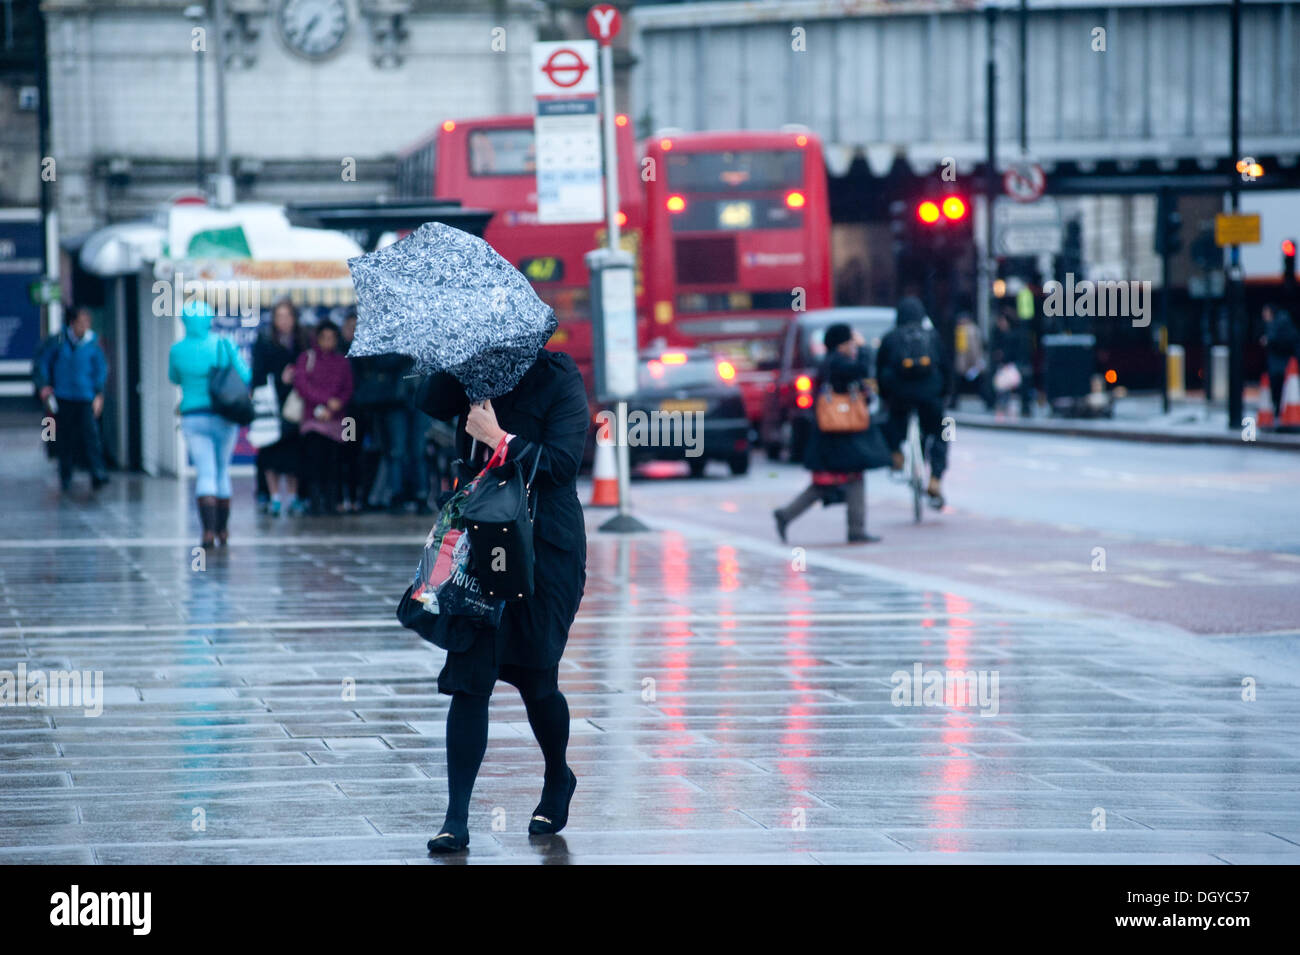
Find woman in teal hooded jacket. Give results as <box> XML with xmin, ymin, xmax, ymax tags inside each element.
<box><xmin>168</xmin><ymin>301</ymin><xmax>251</xmax><ymax>548</ymax></box>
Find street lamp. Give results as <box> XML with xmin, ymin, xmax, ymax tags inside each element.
<box><xmin>184</xmin><ymin>5</ymin><xmax>206</xmax><ymax>195</ymax></box>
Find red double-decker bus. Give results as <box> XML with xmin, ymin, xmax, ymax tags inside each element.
<box><xmin>641</xmin><ymin>129</ymin><xmax>833</xmax><ymax>420</ymax></box>
<box><xmin>397</xmin><ymin>114</ymin><xmax>645</xmax><ymax>388</ymax></box>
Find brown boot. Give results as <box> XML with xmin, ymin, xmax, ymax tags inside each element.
<box><xmin>197</xmin><ymin>496</ymin><xmax>217</xmax><ymax>549</ymax></box>
<box><xmin>926</xmin><ymin>476</ymin><xmax>945</xmax><ymax>510</ymax></box>
<box><xmin>214</xmin><ymin>498</ymin><xmax>231</xmax><ymax>546</ymax></box>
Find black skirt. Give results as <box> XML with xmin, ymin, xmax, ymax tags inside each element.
<box><xmin>436</xmin><ymin>535</ymin><xmax>586</xmax><ymax>697</ymax></box>
<box><xmin>256</xmin><ymin>427</ymin><xmax>299</xmax><ymax>474</ymax></box>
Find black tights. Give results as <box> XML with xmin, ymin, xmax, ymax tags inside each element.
<box><xmin>441</xmin><ymin>666</ymin><xmax>570</xmax><ymax>835</ymax></box>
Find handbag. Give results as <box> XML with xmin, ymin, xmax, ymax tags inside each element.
<box><xmin>815</xmin><ymin>383</ymin><xmax>870</xmax><ymax>433</ymax></box>
<box><xmin>994</xmin><ymin>362</ymin><xmax>1023</xmax><ymax>393</ymax></box>
<box><xmin>247</xmin><ymin>374</ymin><xmax>283</xmax><ymax>448</ymax></box>
<box><xmin>281</xmin><ymin>351</ymin><xmax>311</xmax><ymax>423</ymax></box>
<box><xmin>208</xmin><ymin>337</ymin><xmax>255</xmax><ymax>426</ymax></box>
<box><xmin>460</xmin><ymin>440</ymin><xmax>541</xmax><ymax>602</ymax></box>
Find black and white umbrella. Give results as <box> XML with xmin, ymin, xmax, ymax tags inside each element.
<box><xmin>346</xmin><ymin>222</ymin><xmax>557</xmax><ymax>402</ymax></box>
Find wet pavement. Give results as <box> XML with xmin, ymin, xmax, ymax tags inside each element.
<box><xmin>2</xmin><ymin>428</ymin><xmax>1299</xmax><ymax>864</ymax></box>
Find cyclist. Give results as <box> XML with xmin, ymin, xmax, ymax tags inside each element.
<box><xmin>876</xmin><ymin>296</ymin><xmax>951</xmax><ymax>509</ymax></box>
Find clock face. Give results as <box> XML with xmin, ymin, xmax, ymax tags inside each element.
<box><xmin>279</xmin><ymin>0</ymin><xmax>349</xmax><ymax>59</ymax></box>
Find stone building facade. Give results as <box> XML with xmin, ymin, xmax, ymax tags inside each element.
<box><xmin>42</xmin><ymin>0</ymin><xmax>543</xmax><ymax>234</ymax></box>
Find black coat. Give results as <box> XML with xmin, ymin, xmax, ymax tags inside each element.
<box><xmin>251</xmin><ymin>333</ymin><xmax>298</xmax><ymax>408</ymax></box>
<box><xmin>877</xmin><ymin>320</ymin><xmax>950</xmax><ymax>402</ymax></box>
<box><xmin>1264</xmin><ymin>314</ymin><xmax>1300</xmax><ymax>380</ymax></box>
<box><xmin>802</xmin><ymin>351</ymin><xmax>888</xmax><ymax>474</ymax></box>
<box><xmin>416</xmin><ymin>349</ymin><xmax>589</xmax><ymax>689</ymax></box>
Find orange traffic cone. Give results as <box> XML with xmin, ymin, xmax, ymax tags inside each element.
<box><xmin>589</xmin><ymin>429</ymin><xmax>619</xmax><ymax>507</ymax></box>
<box><xmin>1256</xmin><ymin>372</ymin><xmax>1275</xmax><ymax>428</ymax></box>
<box><xmin>1279</xmin><ymin>358</ymin><xmax>1300</xmax><ymax>429</ymax></box>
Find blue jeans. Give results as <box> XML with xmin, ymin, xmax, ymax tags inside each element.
<box><xmin>181</xmin><ymin>412</ymin><xmax>239</xmax><ymax>497</ymax></box>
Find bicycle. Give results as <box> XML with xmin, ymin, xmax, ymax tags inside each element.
<box><xmin>887</xmin><ymin>408</ymin><xmax>927</xmax><ymax>524</ymax></box>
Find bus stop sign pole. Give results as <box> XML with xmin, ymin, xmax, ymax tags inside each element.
<box><xmin>587</xmin><ymin>4</ymin><xmax>645</xmax><ymax>533</ymax></box>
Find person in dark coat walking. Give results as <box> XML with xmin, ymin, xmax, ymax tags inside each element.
<box><xmin>1260</xmin><ymin>304</ymin><xmax>1299</xmax><ymax>413</ymax></box>
<box><xmin>415</xmin><ymin>347</ymin><xmax>589</xmax><ymax>852</ymax></box>
<box><xmin>773</xmin><ymin>323</ymin><xmax>884</xmax><ymax>543</ymax></box>
<box><xmin>36</xmin><ymin>307</ymin><xmax>110</xmax><ymax>492</ymax></box>
<box><xmin>878</xmin><ymin>297</ymin><xmax>952</xmax><ymax>508</ymax></box>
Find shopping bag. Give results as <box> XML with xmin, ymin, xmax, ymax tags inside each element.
<box><xmin>994</xmin><ymin>363</ymin><xmax>1023</xmax><ymax>393</ymax></box>
<box><xmin>395</xmin><ymin>438</ymin><xmax>507</xmax><ymax>648</ymax></box>
<box><xmin>247</xmin><ymin>374</ymin><xmax>282</xmax><ymax>448</ymax></box>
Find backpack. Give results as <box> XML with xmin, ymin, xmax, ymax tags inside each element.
<box><xmin>892</xmin><ymin>324</ymin><xmax>939</xmax><ymax>380</ymax></box>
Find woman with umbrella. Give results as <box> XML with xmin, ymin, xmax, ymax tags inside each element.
<box><xmin>347</xmin><ymin>223</ymin><xmax>589</xmax><ymax>852</ymax></box>
<box><xmin>416</xmin><ymin>354</ymin><xmax>588</xmax><ymax>852</ymax></box>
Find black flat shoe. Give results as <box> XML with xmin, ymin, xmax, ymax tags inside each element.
<box><xmin>773</xmin><ymin>510</ymin><xmax>788</xmax><ymax>543</ymax></box>
<box><xmin>528</xmin><ymin>768</ymin><xmax>577</xmax><ymax>835</ymax></box>
<box><xmin>427</xmin><ymin>823</ymin><xmax>469</xmax><ymax>853</ymax></box>
<box><xmin>848</xmin><ymin>533</ymin><xmax>882</xmax><ymax>544</ymax></box>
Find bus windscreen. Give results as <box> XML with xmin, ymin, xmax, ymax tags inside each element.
<box><xmin>665</xmin><ymin>150</ymin><xmax>804</xmax><ymax>193</ymax></box>
<box><xmin>468</xmin><ymin>127</ymin><xmax>536</xmax><ymax>176</ymax></box>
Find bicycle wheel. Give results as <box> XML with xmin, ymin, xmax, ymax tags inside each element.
<box><xmin>908</xmin><ymin>418</ymin><xmax>923</xmax><ymax>524</ymax></box>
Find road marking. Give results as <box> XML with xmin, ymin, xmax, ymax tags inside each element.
<box><xmin>1118</xmin><ymin>574</ymin><xmax>1176</xmax><ymax>588</ymax></box>
<box><xmin>965</xmin><ymin>563</ymin><xmax>1016</xmax><ymax>577</ymax></box>
<box><xmin>0</xmin><ymin>609</ymin><xmax>1031</xmax><ymax>637</ymax></box>
<box><xmin>0</xmin><ymin>535</ymin><xmax>423</xmax><ymax>549</ymax></box>
<box><xmin>1179</xmin><ymin>572</ymin><xmax>1226</xmax><ymax>586</ymax></box>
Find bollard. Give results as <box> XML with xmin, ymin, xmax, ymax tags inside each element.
<box><xmin>1211</xmin><ymin>345</ymin><xmax>1229</xmax><ymax>404</ymax></box>
<box><xmin>1167</xmin><ymin>345</ymin><xmax>1185</xmax><ymax>400</ymax></box>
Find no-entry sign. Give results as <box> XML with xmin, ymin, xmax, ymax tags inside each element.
<box><xmin>1003</xmin><ymin>162</ymin><xmax>1046</xmax><ymax>203</ymax></box>
<box><xmin>586</xmin><ymin>4</ymin><xmax>622</xmax><ymax>46</ymax></box>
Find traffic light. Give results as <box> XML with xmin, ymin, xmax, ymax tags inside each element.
<box><xmin>912</xmin><ymin>194</ymin><xmax>970</xmax><ymax>250</ymax></box>
<box><xmin>1054</xmin><ymin>218</ymin><xmax>1083</xmax><ymax>283</ymax></box>
<box><xmin>1285</xmin><ymin>238</ymin><xmax>1297</xmax><ymax>293</ymax></box>
<box><xmin>1154</xmin><ymin>191</ymin><xmax>1183</xmax><ymax>256</ymax></box>
<box><xmin>888</xmin><ymin>199</ymin><xmax>910</xmax><ymax>255</ymax></box>
<box><xmin>1190</xmin><ymin>225</ymin><xmax>1219</xmax><ymax>272</ymax></box>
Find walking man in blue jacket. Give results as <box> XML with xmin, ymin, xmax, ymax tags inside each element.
<box><xmin>36</xmin><ymin>307</ymin><xmax>110</xmax><ymax>492</ymax></box>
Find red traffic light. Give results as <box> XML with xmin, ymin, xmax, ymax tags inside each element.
<box><xmin>917</xmin><ymin>197</ymin><xmax>967</xmax><ymax>225</ymax></box>
<box><xmin>1284</xmin><ymin>239</ymin><xmax>1297</xmax><ymax>258</ymax></box>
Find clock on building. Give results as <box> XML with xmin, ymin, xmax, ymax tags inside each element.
<box><xmin>278</xmin><ymin>0</ymin><xmax>349</xmax><ymax>59</ymax></box>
